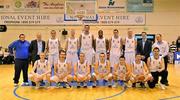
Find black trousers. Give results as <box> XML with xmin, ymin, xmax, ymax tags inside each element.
<box><xmin>148</xmin><ymin>71</ymin><xmax>168</xmax><ymax>88</ymax></box>
<box><xmin>14</xmin><ymin>59</ymin><xmax>29</xmax><ymax>84</ymax></box>
<box><xmin>163</xmin><ymin>55</ymin><xmax>169</xmax><ymax>84</ymax></box>
<box><xmin>0</xmin><ymin>56</ymin><xmax>3</xmax><ymax>64</ymax></box>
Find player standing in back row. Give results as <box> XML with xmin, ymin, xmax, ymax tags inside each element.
<box><xmin>124</xmin><ymin>28</ymin><xmax>137</xmax><ymax>65</ymax></box>
<box><xmin>79</xmin><ymin>25</ymin><xmax>95</xmax><ymax>65</ymax></box>
<box><xmin>46</xmin><ymin>30</ymin><xmax>61</xmax><ymax>73</ymax></box>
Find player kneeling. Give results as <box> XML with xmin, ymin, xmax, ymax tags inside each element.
<box><xmin>113</xmin><ymin>56</ymin><xmax>131</xmax><ymax>87</ymax></box>
<box><xmin>93</xmin><ymin>53</ymin><xmax>113</xmax><ymax>87</ymax></box>
<box><xmin>74</xmin><ymin>52</ymin><xmax>91</xmax><ymax>88</ymax></box>
<box><xmin>130</xmin><ymin>53</ymin><xmax>153</xmax><ymax>88</ymax></box>
<box><xmin>50</xmin><ymin>50</ymin><xmax>73</xmax><ymax>88</ymax></box>
<box><xmin>29</xmin><ymin>52</ymin><xmax>51</xmax><ymax>89</ymax></box>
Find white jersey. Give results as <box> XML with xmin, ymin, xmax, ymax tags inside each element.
<box><xmin>125</xmin><ymin>37</ymin><xmax>136</xmax><ymax>52</ymax></box>
<box><xmin>149</xmin><ymin>56</ymin><xmax>162</xmax><ymax>72</ymax></box>
<box><xmin>117</xmin><ymin>64</ymin><xmax>127</xmax><ymax>75</ymax></box>
<box><xmin>57</xmin><ymin>60</ymin><xmax>68</xmax><ymax>75</ymax></box>
<box><xmin>96</xmin><ymin>38</ymin><xmax>106</xmax><ymax>53</ymax></box>
<box><xmin>67</xmin><ymin>38</ymin><xmax>78</xmax><ymax>54</ymax></box>
<box><xmin>81</xmin><ymin>33</ymin><xmax>92</xmax><ymax>51</ymax></box>
<box><xmin>35</xmin><ymin>60</ymin><xmax>48</xmax><ymax>75</ymax></box>
<box><xmin>48</xmin><ymin>38</ymin><xmax>59</xmax><ymax>55</ymax></box>
<box><xmin>110</xmin><ymin>36</ymin><xmax>121</xmax><ymax>55</ymax></box>
<box><xmin>98</xmin><ymin>60</ymin><xmax>108</xmax><ymax>74</ymax></box>
<box><xmin>132</xmin><ymin>61</ymin><xmax>145</xmax><ymax>75</ymax></box>
<box><xmin>77</xmin><ymin>60</ymin><xmax>88</xmax><ymax>75</ymax></box>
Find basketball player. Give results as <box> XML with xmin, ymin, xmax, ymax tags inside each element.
<box><xmin>109</xmin><ymin>29</ymin><xmax>122</xmax><ymax>70</ymax></box>
<box><xmin>147</xmin><ymin>47</ymin><xmax>166</xmax><ymax>89</ymax></box>
<box><xmin>130</xmin><ymin>53</ymin><xmax>153</xmax><ymax>88</ymax></box>
<box><xmin>95</xmin><ymin>30</ymin><xmax>109</xmax><ymax>62</ymax></box>
<box><xmin>113</xmin><ymin>56</ymin><xmax>131</xmax><ymax>86</ymax></box>
<box><xmin>74</xmin><ymin>52</ymin><xmax>91</xmax><ymax>88</ymax></box>
<box><xmin>124</xmin><ymin>28</ymin><xmax>137</xmax><ymax>65</ymax></box>
<box><xmin>79</xmin><ymin>25</ymin><xmax>95</xmax><ymax>65</ymax></box>
<box><xmin>29</xmin><ymin>52</ymin><xmax>51</xmax><ymax>88</ymax></box>
<box><xmin>152</xmin><ymin>34</ymin><xmax>169</xmax><ymax>86</ymax></box>
<box><xmin>93</xmin><ymin>53</ymin><xmax>113</xmax><ymax>87</ymax></box>
<box><xmin>65</xmin><ymin>29</ymin><xmax>79</xmax><ymax>76</ymax></box>
<box><xmin>50</xmin><ymin>50</ymin><xmax>72</xmax><ymax>88</ymax></box>
<box><xmin>46</xmin><ymin>30</ymin><xmax>61</xmax><ymax>72</ymax></box>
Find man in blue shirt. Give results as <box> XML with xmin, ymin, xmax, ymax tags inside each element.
<box><xmin>9</xmin><ymin>34</ymin><xmax>30</xmax><ymax>87</ymax></box>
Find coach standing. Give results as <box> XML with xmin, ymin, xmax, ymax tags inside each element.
<box><xmin>152</xmin><ymin>34</ymin><xmax>169</xmax><ymax>86</ymax></box>
<box><xmin>9</xmin><ymin>34</ymin><xmax>30</xmax><ymax>87</ymax></box>
<box><xmin>29</xmin><ymin>33</ymin><xmax>45</xmax><ymax>65</ymax></box>
<box><xmin>137</xmin><ymin>32</ymin><xmax>152</xmax><ymax>63</ymax></box>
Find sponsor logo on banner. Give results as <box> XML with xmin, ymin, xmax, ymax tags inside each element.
<box><xmin>0</xmin><ymin>13</ymin><xmax>145</xmax><ymax>25</ymax></box>
<box><xmin>13</xmin><ymin>0</ymin><xmax>40</xmax><ymax>12</ymax></box>
<box><xmin>40</xmin><ymin>0</ymin><xmax>65</xmax><ymax>13</ymax></box>
<box><xmin>0</xmin><ymin>0</ymin><xmax>11</xmax><ymax>12</ymax></box>
<box><xmin>98</xmin><ymin>13</ymin><xmax>145</xmax><ymax>25</ymax></box>
<box><xmin>0</xmin><ymin>14</ymin><xmax>64</xmax><ymax>25</ymax></box>
<box><xmin>98</xmin><ymin>0</ymin><xmax>126</xmax><ymax>13</ymax></box>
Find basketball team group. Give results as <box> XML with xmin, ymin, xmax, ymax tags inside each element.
<box><xmin>8</xmin><ymin>25</ymin><xmax>169</xmax><ymax>90</ymax></box>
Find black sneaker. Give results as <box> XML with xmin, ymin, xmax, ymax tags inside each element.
<box><xmin>165</xmin><ymin>83</ymin><xmax>169</xmax><ymax>86</ymax></box>
<box><xmin>77</xmin><ymin>83</ymin><xmax>81</xmax><ymax>88</ymax></box>
<box><xmin>132</xmin><ymin>83</ymin><xmax>136</xmax><ymax>88</ymax></box>
<box><xmin>140</xmin><ymin>83</ymin><xmax>145</xmax><ymax>88</ymax></box>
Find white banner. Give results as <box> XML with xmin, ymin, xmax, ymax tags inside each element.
<box><xmin>97</xmin><ymin>0</ymin><xmax>126</xmax><ymax>13</ymax></box>
<box><xmin>97</xmin><ymin>13</ymin><xmax>145</xmax><ymax>25</ymax></box>
<box><xmin>0</xmin><ymin>13</ymin><xmax>145</xmax><ymax>25</ymax></box>
<box><xmin>0</xmin><ymin>14</ymin><xmax>64</xmax><ymax>25</ymax></box>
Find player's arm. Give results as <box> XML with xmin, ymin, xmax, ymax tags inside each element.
<box><xmin>134</xmin><ymin>39</ymin><xmax>137</xmax><ymax>50</ymax></box>
<box><xmin>86</xmin><ymin>63</ymin><xmax>90</xmax><ymax>77</ymax></box>
<box><xmin>159</xmin><ymin>58</ymin><xmax>165</xmax><ymax>72</ymax></box>
<box><xmin>94</xmin><ymin>39</ymin><xmax>96</xmax><ymax>52</ymax></box>
<box><xmin>58</xmin><ymin>39</ymin><xmax>62</xmax><ymax>51</ymax></box>
<box><xmin>105</xmin><ymin>39</ymin><xmax>109</xmax><ymax>52</ymax></box>
<box><xmin>94</xmin><ymin>61</ymin><xmax>99</xmax><ymax>75</ymax></box>
<box><xmin>45</xmin><ymin>40</ymin><xmax>49</xmax><ymax>55</ymax></box>
<box><xmin>143</xmin><ymin>62</ymin><xmax>150</xmax><ymax>75</ymax></box>
<box><xmin>54</xmin><ymin>63</ymin><xmax>58</xmax><ymax>76</ymax></box>
<box><xmin>31</xmin><ymin>61</ymin><xmax>37</xmax><ymax>75</ymax></box>
<box><xmin>65</xmin><ymin>39</ymin><xmax>68</xmax><ymax>52</ymax></box>
<box><xmin>114</xmin><ymin>63</ymin><xmax>118</xmax><ymax>76</ymax></box>
<box><xmin>79</xmin><ymin>34</ymin><xmax>82</xmax><ymax>49</ymax></box>
<box><xmin>130</xmin><ymin>64</ymin><xmax>136</xmax><ymax>77</ymax></box>
<box><xmin>147</xmin><ymin>57</ymin><xmax>151</xmax><ymax>72</ymax></box>
<box><xmin>74</xmin><ymin>63</ymin><xmax>78</xmax><ymax>77</ymax></box>
<box><xmin>105</xmin><ymin>61</ymin><xmax>111</xmax><ymax>76</ymax></box>
<box><xmin>109</xmin><ymin>38</ymin><xmax>112</xmax><ymax>51</ymax></box>
<box><xmin>92</xmin><ymin>35</ymin><xmax>95</xmax><ymax>51</ymax></box>
<box><xmin>77</xmin><ymin>39</ymin><xmax>80</xmax><ymax>50</ymax></box>
<box><xmin>126</xmin><ymin>63</ymin><xmax>131</xmax><ymax>76</ymax></box>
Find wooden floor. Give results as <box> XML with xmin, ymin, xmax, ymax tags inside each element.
<box><xmin>0</xmin><ymin>64</ymin><xmax>180</xmax><ymax>100</ymax></box>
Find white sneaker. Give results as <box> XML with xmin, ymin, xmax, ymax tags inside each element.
<box><xmin>22</xmin><ymin>82</ymin><xmax>29</xmax><ymax>86</ymax></box>
<box><xmin>159</xmin><ymin>83</ymin><xmax>166</xmax><ymax>90</ymax></box>
<box><xmin>14</xmin><ymin>83</ymin><xmax>19</xmax><ymax>87</ymax></box>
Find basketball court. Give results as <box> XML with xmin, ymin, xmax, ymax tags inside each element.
<box><xmin>0</xmin><ymin>0</ymin><xmax>180</xmax><ymax>100</ymax></box>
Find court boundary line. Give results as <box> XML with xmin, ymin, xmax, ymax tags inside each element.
<box><xmin>159</xmin><ymin>96</ymin><xmax>180</xmax><ymax>100</ymax></box>
<box><xmin>13</xmin><ymin>86</ymin><xmax>30</xmax><ymax>100</ymax></box>
<box><xmin>96</xmin><ymin>86</ymin><xmax>127</xmax><ymax>100</ymax></box>
<box><xmin>13</xmin><ymin>85</ymin><xmax>127</xmax><ymax>100</ymax></box>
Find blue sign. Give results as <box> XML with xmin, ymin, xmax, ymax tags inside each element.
<box><xmin>174</xmin><ymin>52</ymin><xmax>180</xmax><ymax>61</ymax></box>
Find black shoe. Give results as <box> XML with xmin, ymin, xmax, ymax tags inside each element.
<box><xmin>165</xmin><ymin>83</ymin><xmax>169</xmax><ymax>86</ymax></box>
<box><xmin>132</xmin><ymin>83</ymin><xmax>136</xmax><ymax>88</ymax></box>
<box><xmin>140</xmin><ymin>83</ymin><xmax>145</xmax><ymax>88</ymax></box>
